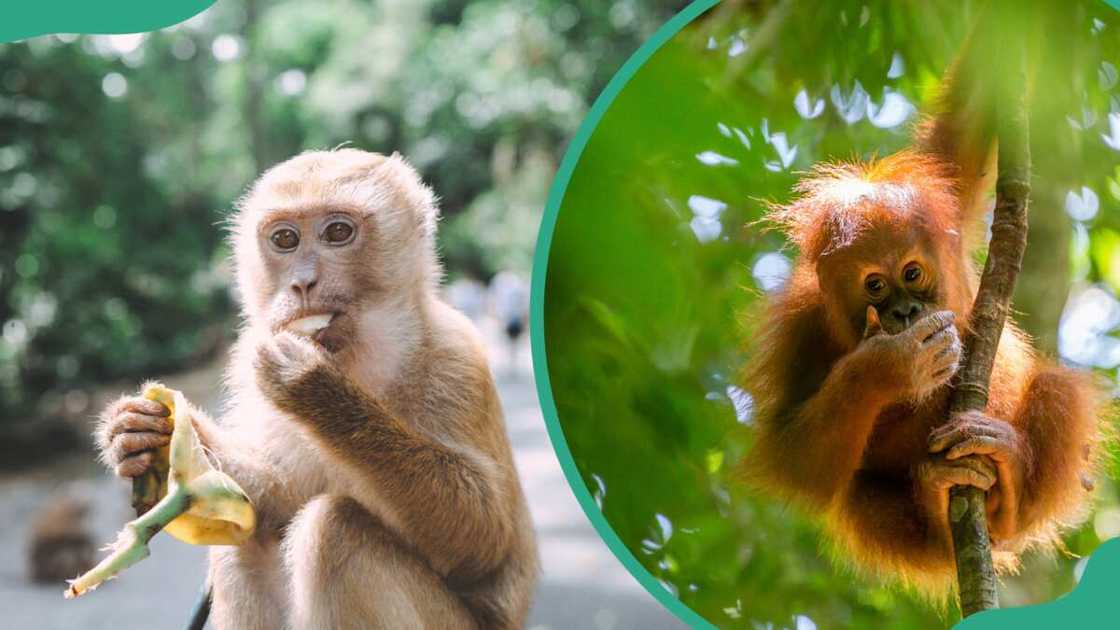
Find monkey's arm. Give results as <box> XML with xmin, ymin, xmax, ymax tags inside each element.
<box><xmin>752</xmin><ymin>351</ymin><xmax>893</xmax><ymax>507</ymax></box>
<box><xmin>96</xmin><ymin>391</ymin><xmax>299</xmax><ymax>537</ymax></box>
<box><xmin>1011</xmin><ymin>366</ymin><xmax>1101</xmax><ymax>539</ymax></box>
<box><xmin>928</xmin><ymin>365</ymin><xmax>1101</xmax><ymax>543</ymax></box>
<box><xmin>836</xmin><ymin>471</ymin><xmax>952</xmax><ymax>571</ymax></box>
<box><xmin>185</xmin><ymin>406</ymin><xmax>304</xmax><ymax>536</ymax></box>
<box><xmin>915</xmin><ymin>11</ymin><xmax>998</xmax><ymax>226</ymax></box>
<box><xmin>256</xmin><ymin>334</ymin><xmax>514</xmax><ymax>578</ymax></box>
<box><xmin>751</xmin><ymin>310</ymin><xmax>960</xmax><ymax>508</ymax></box>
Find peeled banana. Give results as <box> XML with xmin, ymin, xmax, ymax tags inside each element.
<box><xmin>65</xmin><ymin>384</ymin><xmax>255</xmax><ymax>598</ymax></box>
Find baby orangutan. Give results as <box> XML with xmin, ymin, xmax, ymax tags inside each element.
<box><xmin>97</xmin><ymin>149</ymin><xmax>538</xmax><ymax>629</ymax></box>
<box><xmin>741</xmin><ymin>98</ymin><xmax>1106</xmax><ymax>595</ymax></box>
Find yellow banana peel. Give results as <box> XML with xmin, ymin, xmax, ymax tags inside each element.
<box><xmin>65</xmin><ymin>384</ymin><xmax>256</xmax><ymax>598</ymax></box>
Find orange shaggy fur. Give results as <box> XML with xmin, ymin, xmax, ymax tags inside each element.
<box><xmin>741</xmin><ymin>146</ymin><xmax>1107</xmax><ymax>597</ymax></box>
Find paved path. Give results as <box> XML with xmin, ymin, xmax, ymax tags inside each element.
<box><xmin>0</xmin><ymin>321</ymin><xmax>684</xmax><ymax>630</ymax></box>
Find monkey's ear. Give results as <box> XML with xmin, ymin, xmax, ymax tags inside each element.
<box><xmin>863</xmin><ymin>305</ymin><xmax>884</xmax><ymax>340</ymax></box>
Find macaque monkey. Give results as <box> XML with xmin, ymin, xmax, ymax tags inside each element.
<box><xmin>28</xmin><ymin>493</ymin><xmax>95</xmax><ymax>584</ymax></box>
<box><xmin>96</xmin><ymin>149</ymin><xmax>538</xmax><ymax>629</ymax></box>
<box><xmin>741</xmin><ymin>64</ymin><xmax>1106</xmax><ymax>594</ymax></box>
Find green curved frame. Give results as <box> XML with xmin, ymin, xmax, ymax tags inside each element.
<box><xmin>529</xmin><ymin>2</ymin><xmax>721</xmax><ymax>626</ymax></box>
<box><xmin>1</xmin><ymin>1</ymin><xmax>215</xmax><ymax>43</ymax></box>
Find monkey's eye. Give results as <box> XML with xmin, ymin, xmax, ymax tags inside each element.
<box><xmin>903</xmin><ymin>263</ymin><xmax>923</xmax><ymax>283</ymax></box>
<box><xmin>322</xmin><ymin>219</ymin><xmax>356</xmax><ymax>246</ymax></box>
<box><xmin>864</xmin><ymin>275</ymin><xmax>888</xmax><ymax>297</ymax></box>
<box><xmin>269</xmin><ymin>226</ymin><xmax>300</xmax><ymax>252</ymax></box>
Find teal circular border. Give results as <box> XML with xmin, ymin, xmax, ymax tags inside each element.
<box><xmin>0</xmin><ymin>1</ymin><xmax>215</xmax><ymax>42</ymax></box>
<box><xmin>528</xmin><ymin>1</ymin><xmax>720</xmax><ymax>628</ymax></box>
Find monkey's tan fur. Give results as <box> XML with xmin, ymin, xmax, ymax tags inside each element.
<box><xmin>97</xmin><ymin>149</ymin><xmax>538</xmax><ymax>629</ymax></box>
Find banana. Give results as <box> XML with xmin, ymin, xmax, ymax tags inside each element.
<box><xmin>65</xmin><ymin>384</ymin><xmax>255</xmax><ymax>598</ymax></box>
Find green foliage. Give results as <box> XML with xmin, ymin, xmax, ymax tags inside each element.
<box><xmin>0</xmin><ymin>0</ymin><xmax>687</xmax><ymax>422</ymax></box>
<box><xmin>545</xmin><ymin>2</ymin><xmax>1120</xmax><ymax>627</ymax></box>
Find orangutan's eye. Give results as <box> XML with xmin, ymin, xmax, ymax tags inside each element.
<box><xmin>865</xmin><ymin>274</ymin><xmax>888</xmax><ymax>297</ymax></box>
<box><xmin>903</xmin><ymin>263</ymin><xmax>923</xmax><ymax>283</ymax></box>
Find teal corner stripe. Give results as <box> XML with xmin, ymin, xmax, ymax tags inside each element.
<box><xmin>529</xmin><ymin>0</ymin><xmax>1120</xmax><ymax>628</ymax></box>
<box><xmin>0</xmin><ymin>1</ymin><xmax>216</xmax><ymax>43</ymax></box>
<box><xmin>956</xmin><ymin>538</ymin><xmax>1120</xmax><ymax>629</ymax></box>
<box><xmin>529</xmin><ymin>1</ymin><xmax>721</xmax><ymax>628</ymax></box>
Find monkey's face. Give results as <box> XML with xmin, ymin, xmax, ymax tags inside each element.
<box><xmin>233</xmin><ymin>150</ymin><xmax>440</xmax><ymax>355</ymax></box>
<box><xmin>818</xmin><ymin>225</ymin><xmax>945</xmax><ymax>342</ymax></box>
<box><xmin>252</xmin><ymin>207</ymin><xmax>375</xmax><ymax>353</ymax></box>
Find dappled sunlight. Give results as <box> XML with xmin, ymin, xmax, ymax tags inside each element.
<box><xmin>695</xmin><ymin>150</ymin><xmax>739</xmax><ymax>166</ymax></box>
<box><xmin>725</xmin><ymin>385</ymin><xmax>753</xmax><ymax>424</ymax></box>
<box><xmin>1059</xmin><ymin>285</ymin><xmax>1120</xmax><ymax>369</ymax></box>
<box><xmin>1066</xmin><ymin>186</ymin><xmax>1101</xmax><ymax>221</ymax></box>
<box><xmin>888</xmin><ymin>52</ymin><xmax>906</xmax><ymax>79</ymax></box>
<box><xmin>866</xmin><ymin>88</ymin><xmax>915</xmax><ymax>128</ymax></box>
<box><xmin>687</xmin><ymin>194</ymin><xmax>728</xmax><ymax>243</ymax></box>
<box><xmin>1102</xmin><ymin>112</ymin><xmax>1120</xmax><ymax>150</ymax></box>
<box><xmin>751</xmin><ymin>251</ymin><xmax>791</xmax><ymax>293</ymax></box>
<box><xmin>830</xmin><ymin>81</ymin><xmax>870</xmax><ymax>125</ymax></box>
<box><xmin>1100</xmin><ymin>61</ymin><xmax>1118</xmax><ymax>91</ymax></box>
<box><xmin>763</xmin><ymin>130</ymin><xmax>798</xmax><ymax>172</ymax></box>
<box><xmin>1067</xmin><ymin>106</ymin><xmax>1098</xmax><ymax>131</ymax></box>
<box><xmin>794</xmin><ymin>90</ymin><xmax>825</xmax><ymax>120</ymax></box>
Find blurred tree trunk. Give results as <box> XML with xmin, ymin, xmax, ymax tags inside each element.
<box><xmin>1012</xmin><ymin>187</ymin><xmax>1069</xmax><ymax>355</ymax></box>
<box><xmin>1011</xmin><ymin>1</ymin><xmax>1088</xmax><ymax>356</ymax></box>
<box><xmin>242</xmin><ymin>0</ymin><xmax>268</xmax><ymax>172</ymax></box>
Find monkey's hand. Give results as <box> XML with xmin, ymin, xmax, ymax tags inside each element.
<box><xmin>255</xmin><ymin>331</ymin><xmax>343</xmax><ymax>414</ymax></box>
<box><xmin>928</xmin><ymin>410</ymin><xmax>1029</xmax><ymax>541</ymax></box>
<box><xmin>95</xmin><ymin>395</ymin><xmax>173</xmax><ymax>479</ymax></box>
<box><xmin>915</xmin><ymin>451</ymin><xmax>998</xmax><ymax>542</ymax></box>
<box><xmin>854</xmin><ymin>307</ymin><xmax>961</xmax><ymax>402</ymax></box>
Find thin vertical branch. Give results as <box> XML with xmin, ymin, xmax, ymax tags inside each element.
<box><xmin>946</xmin><ymin>16</ymin><xmax>1031</xmax><ymax>617</ymax></box>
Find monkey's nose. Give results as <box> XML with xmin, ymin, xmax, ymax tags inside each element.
<box><xmin>291</xmin><ymin>278</ymin><xmax>318</xmax><ymax>302</ymax></box>
<box><xmin>890</xmin><ymin>302</ymin><xmax>922</xmax><ymax>323</ymax></box>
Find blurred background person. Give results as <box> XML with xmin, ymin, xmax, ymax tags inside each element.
<box><xmin>490</xmin><ymin>270</ymin><xmax>530</xmax><ymax>371</ymax></box>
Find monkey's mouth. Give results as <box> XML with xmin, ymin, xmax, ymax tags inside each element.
<box><xmin>284</xmin><ymin>312</ymin><xmax>349</xmax><ymax>353</ymax></box>
<box><xmin>286</xmin><ymin>313</ymin><xmax>335</xmax><ymax>336</ymax></box>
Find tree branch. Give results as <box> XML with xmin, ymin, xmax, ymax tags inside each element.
<box><xmin>945</xmin><ymin>17</ymin><xmax>1032</xmax><ymax>617</ymax></box>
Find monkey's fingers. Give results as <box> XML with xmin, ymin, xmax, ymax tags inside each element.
<box><xmin>911</xmin><ymin>310</ymin><xmax>955</xmax><ymax>343</ymax></box>
<box><xmin>911</xmin><ymin>331</ymin><xmax>960</xmax><ymax>387</ymax></box>
<box><xmin>944</xmin><ymin>436</ymin><xmax>1012</xmax><ymax>462</ymax></box>
<box><xmin>115</xmin><ymin>452</ymin><xmax>156</xmax><ymax>478</ymax></box>
<box><xmin>274</xmin><ymin>330</ymin><xmax>329</xmax><ymax>366</ymax></box>
<box><xmin>930</xmin><ymin>342</ymin><xmax>962</xmax><ymax>375</ymax></box>
<box><xmin>108</xmin><ymin>432</ymin><xmax>171</xmax><ymax>465</ymax></box>
<box><xmin>97</xmin><ymin>397</ymin><xmax>171</xmax><ymax>450</ymax></box>
<box><xmin>107</xmin><ymin>412</ymin><xmax>174</xmax><ymax>443</ymax></box>
<box><xmin>863</xmin><ymin>305</ymin><xmax>884</xmax><ymax>339</ymax></box>
<box><xmin>922</xmin><ymin>456</ymin><xmax>997</xmax><ymax>491</ymax></box>
<box><xmin>104</xmin><ymin>396</ymin><xmax>170</xmax><ymax>421</ymax></box>
<box><xmin>119</xmin><ymin>397</ymin><xmax>171</xmax><ymax>418</ymax></box>
<box><xmin>256</xmin><ymin>332</ymin><xmax>321</xmax><ymax>384</ymax></box>
<box><xmin>930</xmin><ymin>367</ymin><xmax>956</xmax><ymax>383</ymax></box>
<box><xmin>927</xmin><ymin>326</ymin><xmax>961</xmax><ymax>353</ymax></box>
<box><xmin>928</xmin><ymin>412</ymin><xmax>1013</xmax><ymax>453</ymax></box>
